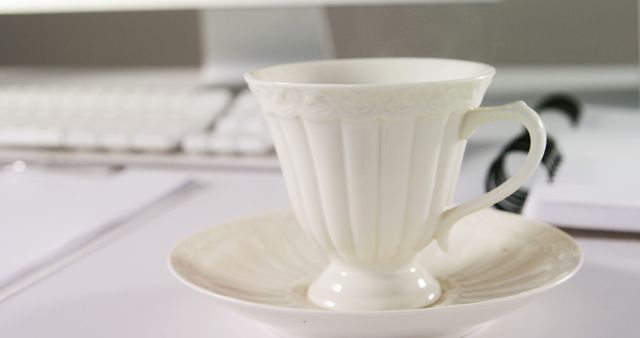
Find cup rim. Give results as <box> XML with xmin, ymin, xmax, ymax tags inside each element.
<box><xmin>244</xmin><ymin>57</ymin><xmax>496</xmax><ymax>89</ymax></box>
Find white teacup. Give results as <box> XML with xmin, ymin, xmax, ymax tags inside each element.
<box><xmin>246</xmin><ymin>58</ymin><xmax>546</xmax><ymax>311</ymax></box>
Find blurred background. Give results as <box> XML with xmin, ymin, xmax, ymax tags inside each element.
<box><xmin>0</xmin><ymin>0</ymin><xmax>637</xmax><ymax>165</ymax></box>
<box><xmin>1</xmin><ymin>1</ymin><xmax>636</xmax><ymax>67</ymax></box>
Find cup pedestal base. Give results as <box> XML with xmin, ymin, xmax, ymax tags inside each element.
<box><xmin>307</xmin><ymin>260</ymin><xmax>441</xmax><ymax>311</ymax></box>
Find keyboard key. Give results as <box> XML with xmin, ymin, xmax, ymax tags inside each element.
<box><xmin>181</xmin><ymin>133</ymin><xmax>209</xmax><ymax>154</ymax></box>
<box><xmin>100</xmin><ymin>134</ymin><xmax>130</xmax><ymax>152</ymax></box>
<box><xmin>132</xmin><ymin>134</ymin><xmax>179</xmax><ymax>153</ymax></box>
<box><xmin>0</xmin><ymin>129</ymin><xmax>61</xmax><ymax>148</ymax></box>
<box><xmin>236</xmin><ymin>135</ymin><xmax>273</xmax><ymax>156</ymax></box>
<box><xmin>64</xmin><ymin>132</ymin><xmax>98</xmax><ymax>150</ymax></box>
<box><xmin>208</xmin><ymin>134</ymin><xmax>235</xmax><ymax>155</ymax></box>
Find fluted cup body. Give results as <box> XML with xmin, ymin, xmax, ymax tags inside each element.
<box><xmin>247</xmin><ymin>59</ymin><xmax>492</xmax><ymax>266</ymax></box>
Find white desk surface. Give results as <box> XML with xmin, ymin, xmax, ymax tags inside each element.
<box><xmin>0</xmin><ymin>167</ymin><xmax>639</xmax><ymax>338</ymax></box>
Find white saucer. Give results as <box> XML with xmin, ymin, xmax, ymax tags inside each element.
<box><xmin>169</xmin><ymin>209</ymin><xmax>582</xmax><ymax>338</ymax></box>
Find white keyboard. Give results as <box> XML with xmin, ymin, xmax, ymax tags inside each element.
<box><xmin>0</xmin><ymin>68</ymin><xmax>278</xmax><ymax>169</ymax></box>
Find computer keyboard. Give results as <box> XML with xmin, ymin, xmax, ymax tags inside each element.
<box><xmin>0</xmin><ymin>68</ymin><xmax>278</xmax><ymax>169</ymax></box>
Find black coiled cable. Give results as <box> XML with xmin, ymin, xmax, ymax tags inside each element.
<box><xmin>486</xmin><ymin>94</ymin><xmax>581</xmax><ymax>213</ymax></box>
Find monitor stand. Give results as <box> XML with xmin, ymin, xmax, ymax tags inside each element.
<box><xmin>199</xmin><ymin>7</ymin><xmax>335</xmax><ymax>86</ymax></box>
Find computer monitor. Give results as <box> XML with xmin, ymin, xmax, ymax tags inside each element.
<box><xmin>0</xmin><ymin>0</ymin><xmax>500</xmax><ymax>85</ymax></box>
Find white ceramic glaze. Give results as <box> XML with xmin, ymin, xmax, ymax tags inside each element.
<box><xmin>169</xmin><ymin>209</ymin><xmax>582</xmax><ymax>338</ymax></box>
<box><xmin>245</xmin><ymin>58</ymin><xmax>547</xmax><ymax>310</ymax></box>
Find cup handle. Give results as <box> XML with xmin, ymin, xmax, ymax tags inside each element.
<box><xmin>435</xmin><ymin>101</ymin><xmax>546</xmax><ymax>251</ymax></box>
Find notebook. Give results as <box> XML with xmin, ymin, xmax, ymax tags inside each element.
<box><xmin>0</xmin><ymin>169</ymin><xmax>191</xmax><ymax>302</ymax></box>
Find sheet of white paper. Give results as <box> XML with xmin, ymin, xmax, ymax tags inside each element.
<box><xmin>0</xmin><ymin>169</ymin><xmax>190</xmax><ymax>299</ymax></box>
<box><xmin>523</xmin><ymin>104</ymin><xmax>640</xmax><ymax>231</ymax></box>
